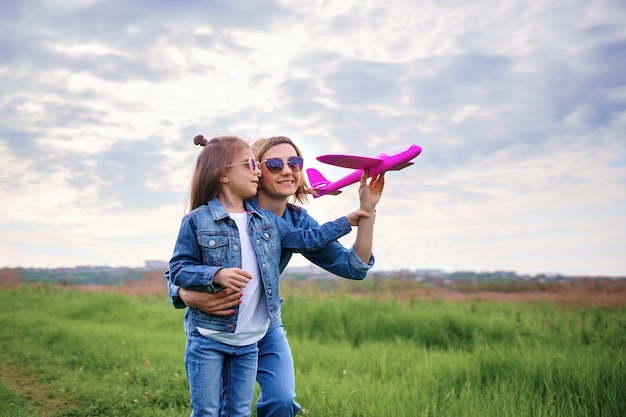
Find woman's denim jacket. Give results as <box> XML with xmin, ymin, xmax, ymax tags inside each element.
<box><xmin>166</xmin><ymin>197</ymin><xmax>353</xmax><ymax>334</ymax></box>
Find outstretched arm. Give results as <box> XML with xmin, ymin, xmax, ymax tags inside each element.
<box><xmin>353</xmin><ymin>171</ymin><xmax>384</xmax><ymax>263</ymax></box>
<box><xmin>293</xmin><ymin>171</ymin><xmax>383</xmax><ymax>279</ymax></box>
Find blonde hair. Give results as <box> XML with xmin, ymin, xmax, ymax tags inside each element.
<box><xmin>251</xmin><ymin>136</ymin><xmax>313</xmax><ymax>205</ymax></box>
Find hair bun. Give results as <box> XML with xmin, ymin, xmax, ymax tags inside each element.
<box><xmin>194</xmin><ymin>135</ymin><xmax>207</xmax><ymax>146</ymax></box>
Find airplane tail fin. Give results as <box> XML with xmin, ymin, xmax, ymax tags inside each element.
<box><xmin>306</xmin><ymin>168</ymin><xmax>331</xmax><ymax>188</ymax></box>
<box><xmin>306</xmin><ymin>168</ymin><xmax>342</xmax><ymax>198</ymax></box>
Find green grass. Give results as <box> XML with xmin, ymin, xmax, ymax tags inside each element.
<box><xmin>0</xmin><ymin>285</ymin><xmax>624</xmax><ymax>416</ymax></box>
<box><xmin>0</xmin><ymin>286</ymin><xmax>190</xmax><ymax>416</ymax></box>
<box><xmin>0</xmin><ymin>379</ymin><xmax>32</xmax><ymax>417</ymax></box>
<box><xmin>283</xmin><ymin>294</ymin><xmax>625</xmax><ymax>417</ymax></box>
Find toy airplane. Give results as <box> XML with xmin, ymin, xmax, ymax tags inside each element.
<box><xmin>306</xmin><ymin>144</ymin><xmax>422</xmax><ymax>198</ymax></box>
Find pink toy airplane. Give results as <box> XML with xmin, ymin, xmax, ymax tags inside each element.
<box><xmin>306</xmin><ymin>144</ymin><xmax>422</xmax><ymax>198</ymax></box>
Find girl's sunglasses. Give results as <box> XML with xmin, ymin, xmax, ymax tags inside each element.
<box><xmin>226</xmin><ymin>158</ymin><xmax>260</xmax><ymax>172</ymax></box>
<box><xmin>261</xmin><ymin>156</ymin><xmax>304</xmax><ymax>174</ymax></box>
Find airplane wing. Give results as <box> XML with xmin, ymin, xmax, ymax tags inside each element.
<box><xmin>389</xmin><ymin>161</ymin><xmax>414</xmax><ymax>170</ymax></box>
<box><xmin>316</xmin><ymin>154</ymin><xmax>382</xmax><ymax>170</ymax></box>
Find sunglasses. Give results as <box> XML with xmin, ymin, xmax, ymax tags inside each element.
<box><xmin>226</xmin><ymin>158</ymin><xmax>260</xmax><ymax>173</ymax></box>
<box><xmin>261</xmin><ymin>156</ymin><xmax>304</xmax><ymax>174</ymax></box>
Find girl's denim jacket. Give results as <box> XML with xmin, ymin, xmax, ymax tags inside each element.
<box><xmin>276</xmin><ymin>197</ymin><xmax>374</xmax><ymax>278</ymax></box>
<box><xmin>167</xmin><ymin>197</ymin><xmax>374</xmax><ymax>331</ymax></box>
<box><xmin>166</xmin><ymin>197</ymin><xmax>352</xmax><ymax>334</ymax></box>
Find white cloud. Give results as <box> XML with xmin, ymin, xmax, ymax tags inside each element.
<box><xmin>1</xmin><ymin>0</ymin><xmax>625</xmax><ymax>275</ymax></box>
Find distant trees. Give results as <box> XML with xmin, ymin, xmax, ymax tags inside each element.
<box><xmin>4</xmin><ymin>266</ymin><xmax>145</xmax><ymax>286</ymax></box>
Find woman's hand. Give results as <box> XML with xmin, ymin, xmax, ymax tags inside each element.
<box><xmin>359</xmin><ymin>170</ymin><xmax>384</xmax><ymax>213</ymax></box>
<box><xmin>179</xmin><ymin>287</ymin><xmax>242</xmax><ymax>316</ymax></box>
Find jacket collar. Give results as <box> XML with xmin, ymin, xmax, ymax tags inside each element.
<box><xmin>206</xmin><ymin>196</ymin><xmax>263</xmax><ymax>220</ymax></box>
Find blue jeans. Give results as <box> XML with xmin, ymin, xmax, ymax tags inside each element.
<box><xmin>185</xmin><ymin>329</ymin><xmax>258</xmax><ymax>417</ymax></box>
<box><xmin>256</xmin><ymin>325</ymin><xmax>301</xmax><ymax>417</ymax></box>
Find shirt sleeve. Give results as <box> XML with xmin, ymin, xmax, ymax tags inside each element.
<box><xmin>269</xmin><ymin>210</ymin><xmax>352</xmax><ymax>252</ymax></box>
<box><xmin>165</xmin><ymin>272</ymin><xmax>187</xmax><ymax>309</ymax></box>
<box><xmin>167</xmin><ymin>215</ymin><xmax>223</xmax><ymax>293</ymax></box>
<box><xmin>288</xmin><ymin>207</ymin><xmax>375</xmax><ymax>280</ymax></box>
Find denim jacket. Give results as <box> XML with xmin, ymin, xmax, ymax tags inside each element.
<box><xmin>167</xmin><ymin>197</ymin><xmax>375</xmax><ymax>329</ymax></box>
<box><xmin>166</xmin><ymin>197</ymin><xmax>352</xmax><ymax>333</ymax></box>
<box><xmin>276</xmin><ymin>197</ymin><xmax>375</xmax><ymax>278</ymax></box>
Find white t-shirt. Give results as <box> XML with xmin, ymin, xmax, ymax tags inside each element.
<box><xmin>198</xmin><ymin>212</ymin><xmax>269</xmax><ymax>346</ymax></box>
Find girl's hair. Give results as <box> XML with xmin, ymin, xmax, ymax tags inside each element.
<box><xmin>189</xmin><ymin>134</ymin><xmax>250</xmax><ymax>211</ymax></box>
<box><xmin>251</xmin><ymin>136</ymin><xmax>313</xmax><ymax>205</ymax></box>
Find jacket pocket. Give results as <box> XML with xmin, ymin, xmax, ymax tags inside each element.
<box><xmin>258</xmin><ymin>224</ymin><xmax>279</xmax><ymax>257</ymax></box>
<box><xmin>197</xmin><ymin>234</ymin><xmax>229</xmax><ymax>266</ymax></box>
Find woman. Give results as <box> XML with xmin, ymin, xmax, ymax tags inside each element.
<box><xmin>168</xmin><ymin>136</ymin><xmax>384</xmax><ymax>416</ymax></box>
<box><xmin>167</xmin><ymin>135</ymin><xmax>368</xmax><ymax>417</ymax></box>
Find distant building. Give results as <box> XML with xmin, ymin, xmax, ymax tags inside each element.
<box><xmin>145</xmin><ymin>260</ymin><xmax>168</xmax><ymax>271</ymax></box>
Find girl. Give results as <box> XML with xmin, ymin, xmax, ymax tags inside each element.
<box><xmin>167</xmin><ymin>135</ymin><xmax>369</xmax><ymax>417</ymax></box>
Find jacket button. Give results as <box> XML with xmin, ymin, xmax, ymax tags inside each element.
<box><xmin>227</xmin><ymin>324</ymin><xmax>234</xmax><ymax>331</ymax></box>
<box><xmin>267</xmin><ymin>289</ymin><xmax>272</xmax><ymax>295</ymax></box>
<box><xmin>263</xmin><ymin>232</ymin><xmax>270</xmax><ymax>238</ymax></box>
<box><xmin>233</xmin><ymin>245</ymin><xmax>239</xmax><ymax>252</ymax></box>
<box><xmin>209</xmin><ymin>240</ymin><xmax>216</xmax><ymax>246</ymax></box>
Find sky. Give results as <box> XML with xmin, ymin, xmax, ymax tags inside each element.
<box><xmin>1</xmin><ymin>0</ymin><xmax>625</xmax><ymax>277</ymax></box>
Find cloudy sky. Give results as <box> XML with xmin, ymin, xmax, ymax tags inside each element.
<box><xmin>1</xmin><ymin>0</ymin><xmax>625</xmax><ymax>277</ymax></box>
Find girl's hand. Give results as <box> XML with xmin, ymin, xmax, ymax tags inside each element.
<box><xmin>213</xmin><ymin>267</ymin><xmax>252</xmax><ymax>293</ymax></box>
<box><xmin>345</xmin><ymin>209</ymin><xmax>371</xmax><ymax>226</ymax></box>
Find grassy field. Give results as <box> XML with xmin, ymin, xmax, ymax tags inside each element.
<box><xmin>0</xmin><ymin>283</ymin><xmax>624</xmax><ymax>417</ymax></box>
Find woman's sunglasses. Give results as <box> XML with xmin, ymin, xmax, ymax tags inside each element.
<box><xmin>261</xmin><ymin>156</ymin><xmax>304</xmax><ymax>174</ymax></box>
<box><xmin>226</xmin><ymin>158</ymin><xmax>260</xmax><ymax>173</ymax></box>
